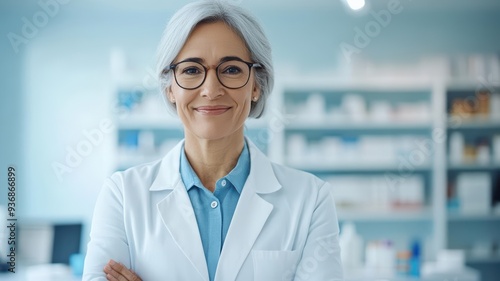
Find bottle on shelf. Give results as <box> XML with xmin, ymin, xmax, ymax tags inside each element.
<box><xmin>409</xmin><ymin>240</ymin><xmax>421</xmax><ymax>277</ymax></box>
<box><xmin>339</xmin><ymin>222</ymin><xmax>363</xmax><ymax>276</ymax></box>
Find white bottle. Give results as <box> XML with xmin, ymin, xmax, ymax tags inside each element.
<box><xmin>339</xmin><ymin>222</ymin><xmax>363</xmax><ymax>276</ymax></box>
<box><xmin>493</xmin><ymin>135</ymin><xmax>500</xmax><ymax>164</ymax></box>
<box><xmin>449</xmin><ymin>132</ymin><xmax>464</xmax><ymax>165</ymax></box>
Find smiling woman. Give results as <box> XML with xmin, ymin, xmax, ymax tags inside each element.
<box><xmin>82</xmin><ymin>1</ymin><xmax>342</xmax><ymax>281</ymax></box>
<box><xmin>165</xmin><ymin>21</ymin><xmax>260</xmax><ymax>145</ymax></box>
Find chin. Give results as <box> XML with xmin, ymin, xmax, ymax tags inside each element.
<box><xmin>191</xmin><ymin>123</ymin><xmax>244</xmax><ymax>142</ymax></box>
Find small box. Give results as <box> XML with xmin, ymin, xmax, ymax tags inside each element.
<box><xmin>457</xmin><ymin>173</ymin><xmax>491</xmax><ymax>214</ymax></box>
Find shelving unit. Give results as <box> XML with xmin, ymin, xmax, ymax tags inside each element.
<box><xmin>444</xmin><ymin>81</ymin><xmax>500</xmax><ymax>279</ymax></box>
<box><xmin>269</xmin><ymin>77</ymin><xmax>444</xmax><ymax>265</ymax></box>
<box><xmin>337</xmin><ymin>207</ymin><xmax>433</xmax><ymax>222</ymax></box>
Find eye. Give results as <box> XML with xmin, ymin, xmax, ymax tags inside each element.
<box><xmin>221</xmin><ymin>65</ymin><xmax>243</xmax><ymax>75</ymax></box>
<box><xmin>181</xmin><ymin>66</ymin><xmax>203</xmax><ymax>75</ymax></box>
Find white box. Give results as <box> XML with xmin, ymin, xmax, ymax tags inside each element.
<box><xmin>457</xmin><ymin>173</ymin><xmax>491</xmax><ymax>214</ymax></box>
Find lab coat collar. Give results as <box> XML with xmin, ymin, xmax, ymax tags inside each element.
<box><xmin>152</xmin><ymin>137</ymin><xmax>281</xmax><ymax>281</ymax></box>
<box><xmin>149</xmin><ymin>138</ymin><xmax>282</xmax><ymax>194</ymax></box>
<box><xmin>149</xmin><ymin>140</ymin><xmax>184</xmax><ymax>191</ymax></box>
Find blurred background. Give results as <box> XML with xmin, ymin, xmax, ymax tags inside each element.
<box><xmin>1</xmin><ymin>0</ymin><xmax>500</xmax><ymax>280</ymax></box>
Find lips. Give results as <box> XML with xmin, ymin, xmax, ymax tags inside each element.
<box><xmin>194</xmin><ymin>105</ymin><xmax>231</xmax><ymax>115</ymax></box>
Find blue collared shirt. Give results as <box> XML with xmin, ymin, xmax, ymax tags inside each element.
<box><xmin>179</xmin><ymin>141</ymin><xmax>250</xmax><ymax>281</ymax></box>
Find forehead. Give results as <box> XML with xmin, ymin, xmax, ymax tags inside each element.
<box><xmin>176</xmin><ymin>21</ymin><xmax>251</xmax><ymax>62</ymax></box>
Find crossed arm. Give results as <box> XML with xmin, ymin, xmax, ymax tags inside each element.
<box><xmin>103</xmin><ymin>260</ymin><xmax>142</xmax><ymax>281</ymax></box>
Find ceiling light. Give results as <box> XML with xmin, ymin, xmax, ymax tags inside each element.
<box><xmin>345</xmin><ymin>0</ymin><xmax>365</xmax><ymax>11</ymax></box>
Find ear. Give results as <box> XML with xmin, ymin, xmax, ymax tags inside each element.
<box><xmin>166</xmin><ymin>86</ymin><xmax>175</xmax><ymax>103</ymax></box>
<box><xmin>252</xmin><ymin>83</ymin><xmax>260</xmax><ymax>101</ymax></box>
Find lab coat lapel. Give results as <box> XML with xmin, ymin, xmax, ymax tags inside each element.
<box><xmin>157</xmin><ymin>182</ymin><xmax>209</xmax><ymax>281</ymax></box>
<box><xmin>154</xmin><ymin>141</ymin><xmax>209</xmax><ymax>281</ymax></box>
<box><xmin>215</xmin><ymin>139</ymin><xmax>281</xmax><ymax>281</ymax></box>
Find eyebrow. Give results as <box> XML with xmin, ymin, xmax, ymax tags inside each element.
<box><xmin>176</xmin><ymin>56</ymin><xmax>246</xmax><ymax>64</ymax></box>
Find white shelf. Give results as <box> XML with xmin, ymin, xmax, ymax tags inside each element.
<box><xmin>281</xmin><ymin>76</ymin><xmax>434</xmax><ymax>92</ymax></box>
<box><xmin>289</xmin><ymin>162</ymin><xmax>432</xmax><ymax>172</ymax></box>
<box><xmin>285</xmin><ymin>121</ymin><xmax>433</xmax><ymax>131</ymax></box>
<box><xmin>466</xmin><ymin>256</ymin><xmax>500</xmax><ymax>263</ymax></box>
<box><xmin>338</xmin><ymin>207</ymin><xmax>432</xmax><ymax>222</ymax></box>
<box><xmin>446</xmin><ymin>78</ymin><xmax>500</xmax><ymax>91</ymax></box>
<box><xmin>447</xmin><ymin>116</ymin><xmax>500</xmax><ymax>129</ymax></box>
<box><xmin>447</xmin><ymin>212</ymin><xmax>500</xmax><ymax>221</ymax></box>
<box><xmin>447</xmin><ymin>162</ymin><xmax>500</xmax><ymax>171</ymax></box>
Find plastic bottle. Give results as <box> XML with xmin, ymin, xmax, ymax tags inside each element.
<box><xmin>339</xmin><ymin>222</ymin><xmax>363</xmax><ymax>275</ymax></box>
<box><xmin>409</xmin><ymin>240</ymin><xmax>421</xmax><ymax>277</ymax></box>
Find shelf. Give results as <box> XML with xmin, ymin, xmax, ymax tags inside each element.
<box><xmin>466</xmin><ymin>256</ymin><xmax>500</xmax><ymax>264</ymax></box>
<box><xmin>285</xmin><ymin>121</ymin><xmax>432</xmax><ymax>131</ymax></box>
<box><xmin>338</xmin><ymin>208</ymin><xmax>432</xmax><ymax>222</ymax></box>
<box><xmin>447</xmin><ymin>163</ymin><xmax>500</xmax><ymax>171</ymax></box>
<box><xmin>447</xmin><ymin>116</ymin><xmax>500</xmax><ymax>129</ymax></box>
<box><xmin>289</xmin><ymin>162</ymin><xmax>432</xmax><ymax>172</ymax></box>
<box><xmin>446</xmin><ymin>78</ymin><xmax>500</xmax><ymax>91</ymax></box>
<box><xmin>281</xmin><ymin>76</ymin><xmax>434</xmax><ymax>92</ymax></box>
<box><xmin>447</xmin><ymin>212</ymin><xmax>500</xmax><ymax>221</ymax></box>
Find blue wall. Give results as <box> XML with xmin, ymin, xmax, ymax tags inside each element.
<box><xmin>0</xmin><ymin>10</ymin><xmax>24</xmax><ymax>207</ymax></box>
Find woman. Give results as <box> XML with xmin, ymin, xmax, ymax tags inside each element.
<box><xmin>83</xmin><ymin>1</ymin><xmax>343</xmax><ymax>280</ymax></box>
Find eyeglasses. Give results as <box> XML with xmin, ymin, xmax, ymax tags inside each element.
<box><xmin>165</xmin><ymin>58</ymin><xmax>262</xmax><ymax>90</ymax></box>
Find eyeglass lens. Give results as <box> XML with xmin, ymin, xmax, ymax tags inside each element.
<box><xmin>173</xmin><ymin>60</ymin><xmax>252</xmax><ymax>89</ymax></box>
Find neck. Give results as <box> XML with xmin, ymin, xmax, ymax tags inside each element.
<box><xmin>184</xmin><ymin>131</ymin><xmax>245</xmax><ymax>192</ymax></box>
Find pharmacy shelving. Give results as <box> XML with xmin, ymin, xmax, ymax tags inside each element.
<box><xmin>337</xmin><ymin>207</ymin><xmax>433</xmax><ymax>222</ymax></box>
<box><xmin>286</xmin><ymin>121</ymin><xmax>432</xmax><ymax>130</ymax></box>
<box><xmin>447</xmin><ymin>117</ymin><xmax>500</xmax><ymax>129</ymax></box>
<box><xmin>448</xmin><ymin>163</ymin><xmax>500</xmax><ymax>171</ymax></box>
<box><xmin>447</xmin><ymin>213</ymin><xmax>500</xmax><ymax>221</ymax></box>
<box><xmin>289</xmin><ymin>162</ymin><xmax>433</xmax><ymax>173</ymax></box>
<box><xmin>270</xmin><ymin>77</ymin><xmax>444</xmax><ymax>263</ymax></box>
<box><xmin>444</xmin><ymin>81</ymin><xmax>500</xmax><ymax>274</ymax></box>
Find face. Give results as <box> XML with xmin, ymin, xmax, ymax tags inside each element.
<box><xmin>167</xmin><ymin>21</ymin><xmax>260</xmax><ymax>142</ymax></box>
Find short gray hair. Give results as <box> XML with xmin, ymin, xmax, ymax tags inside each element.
<box><xmin>156</xmin><ymin>0</ymin><xmax>274</xmax><ymax>118</ymax></box>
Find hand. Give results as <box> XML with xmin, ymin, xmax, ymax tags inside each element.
<box><xmin>103</xmin><ymin>259</ymin><xmax>143</xmax><ymax>281</ymax></box>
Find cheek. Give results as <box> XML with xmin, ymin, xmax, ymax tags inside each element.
<box><xmin>169</xmin><ymin>85</ymin><xmax>190</xmax><ymax>105</ymax></box>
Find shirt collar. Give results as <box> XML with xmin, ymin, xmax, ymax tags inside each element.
<box><xmin>179</xmin><ymin>144</ymin><xmax>204</xmax><ymax>191</ymax></box>
<box><xmin>179</xmin><ymin>140</ymin><xmax>250</xmax><ymax>194</ymax></box>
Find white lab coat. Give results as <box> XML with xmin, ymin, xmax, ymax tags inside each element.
<box><xmin>83</xmin><ymin>139</ymin><xmax>343</xmax><ymax>281</ymax></box>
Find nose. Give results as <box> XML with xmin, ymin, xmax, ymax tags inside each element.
<box><xmin>200</xmin><ymin>68</ymin><xmax>224</xmax><ymax>100</ymax></box>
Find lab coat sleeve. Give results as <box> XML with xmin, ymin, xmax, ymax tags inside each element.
<box><xmin>83</xmin><ymin>177</ymin><xmax>131</xmax><ymax>281</ymax></box>
<box><xmin>294</xmin><ymin>181</ymin><xmax>344</xmax><ymax>281</ymax></box>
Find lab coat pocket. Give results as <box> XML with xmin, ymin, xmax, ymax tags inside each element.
<box><xmin>251</xmin><ymin>250</ymin><xmax>300</xmax><ymax>281</ymax></box>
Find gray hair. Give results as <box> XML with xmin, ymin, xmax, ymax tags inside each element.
<box><xmin>156</xmin><ymin>0</ymin><xmax>273</xmax><ymax>118</ymax></box>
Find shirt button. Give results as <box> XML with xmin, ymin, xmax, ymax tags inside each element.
<box><xmin>211</xmin><ymin>201</ymin><xmax>218</xmax><ymax>208</ymax></box>
<box><xmin>221</xmin><ymin>179</ymin><xmax>227</xmax><ymax>187</ymax></box>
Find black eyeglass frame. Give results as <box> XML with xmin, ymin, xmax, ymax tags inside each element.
<box><xmin>165</xmin><ymin>58</ymin><xmax>262</xmax><ymax>90</ymax></box>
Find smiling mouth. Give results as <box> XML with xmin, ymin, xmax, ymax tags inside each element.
<box><xmin>194</xmin><ymin>106</ymin><xmax>231</xmax><ymax>115</ymax></box>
